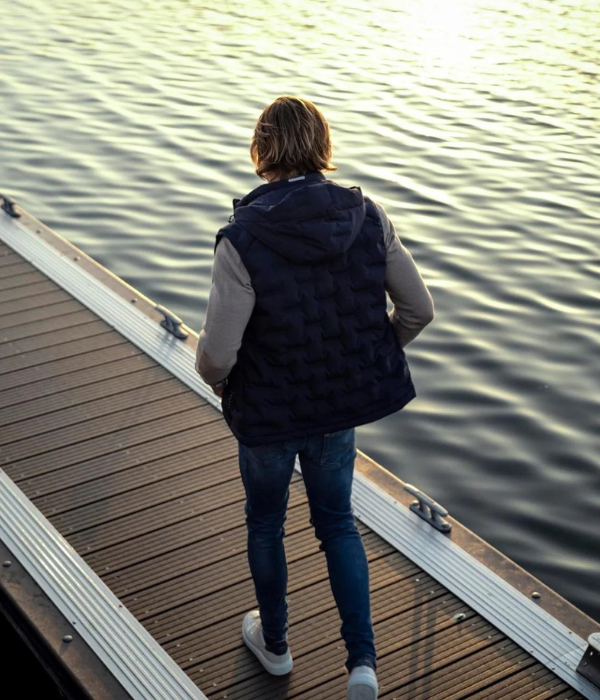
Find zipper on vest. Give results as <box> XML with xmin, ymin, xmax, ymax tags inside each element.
<box><xmin>228</xmin><ymin>389</ymin><xmax>234</xmax><ymax>412</ymax></box>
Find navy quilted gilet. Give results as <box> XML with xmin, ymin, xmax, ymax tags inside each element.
<box><xmin>216</xmin><ymin>171</ymin><xmax>416</xmax><ymax>446</ymax></box>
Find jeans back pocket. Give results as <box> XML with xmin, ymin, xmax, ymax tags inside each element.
<box><xmin>321</xmin><ymin>428</ymin><xmax>356</xmax><ymax>469</ymax></box>
<box><xmin>249</xmin><ymin>442</ymin><xmax>287</xmax><ymax>464</ymax></box>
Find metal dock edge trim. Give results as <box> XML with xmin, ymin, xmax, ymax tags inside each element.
<box><xmin>0</xmin><ymin>471</ymin><xmax>208</xmax><ymax>700</ymax></box>
<box><xmin>1</xmin><ymin>210</ymin><xmax>598</xmax><ymax>698</ymax></box>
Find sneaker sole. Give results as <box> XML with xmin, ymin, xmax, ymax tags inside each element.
<box><xmin>242</xmin><ymin>626</ymin><xmax>293</xmax><ymax>676</ymax></box>
<box><xmin>348</xmin><ymin>670</ymin><xmax>378</xmax><ymax>700</ymax></box>
<box><xmin>348</xmin><ymin>685</ymin><xmax>377</xmax><ymax>700</ymax></box>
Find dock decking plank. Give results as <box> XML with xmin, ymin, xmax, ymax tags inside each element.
<box><xmin>0</xmin><ymin>269</ymin><xmax>48</xmax><ymax>291</ymax></box>
<box><xmin>0</xmin><ymin>250</ymin><xmax>23</xmax><ymax>267</ymax></box>
<box><xmin>0</xmin><ymin>278</ymin><xmax>60</xmax><ymax>303</ymax></box>
<box><xmin>222</xmin><ymin>617</ymin><xmax>502</xmax><ymax>699</ymax></box>
<box><xmin>0</xmin><ymin>318</ymin><xmax>111</xmax><ymax>361</ymax></box>
<box><xmin>144</xmin><ymin>531</ymin><xmax>395</xmax><ymax>643</ymax></box>
<box><xmin>0</xmin><ymin>260</ymin><xmax>40</xmax><ymax>279</ymax></box>
<box><xmin>458</xmin><ymin>664</ymin><xmax>561</xmax><ymax>700</ymax></box>
<box><xmin>0</xmin><ymin>328</ymin><xmax>128</xmax><ymax>379</ymax></box>
<box><xmin>0</xmin><ymin>375</ymin><xmax>181</xmax><ymax>446</ymax></box>
<box><xmin>0</xmin><ymin>341</ymin><xmax>141</xmax><ymax>393</ymax></box>
<box><xmin>192</xmin><ymin>570</ymin><xmax>451</xmax><ymax>690</ymax></box>
<box><xmin>3</xmin><ymin>402</ymin><xmax>220</xmax><ymax>481</ymax></box>
<box><xmin>44</xmin><ymin>432</ymin><xmax>235</xmax><ymax>532</ymax></box>
<box><xmin>0</xmin><ymin>362</ymin><xmax>172</xmax><ymax>426</ymax></box>
<box><xmin>0</xmin><ymin>352</ymin><xmax>154</xmax><ymax>411</ymax></box>
<box><xmin>26</xmin><ymin>442</ymin><xmax>246</xmax><ymax>560</ymax></box>
<box><xmin>31</xmin><ymin>437</ymin><xmax>236</xmax><ymax>511</ymax></box>
<box><xmin>0</xmin><ymin>288</ymin><xmax>74</xmax><ymax>317</ymax></box>
<box><xmin>85</xmin><ymin>495</ymin><xmax>250</xmax><ymax>573</ymax></box>
<box><xmin>103</xmin><ymin>499</ymin><xmax>311</xmax><ymax>596</ymax></box>
<box><xmin>378</xmin><ymin>643</ymin><xmax>531</xmax><ymax>700</ymax></box>
<box><xmin>0</xmin><ymin>269</ymin><xmax>50</xmax><ymax>292</ymax></box>
<box><xmin>2</xmin><ymin>383</ymin><xmax>197</xmax><ymax>457</ymax></box>
<box><xmin>0</xmin><ymin>308</ymin><xmax>114</xmax><ymax>348</ymax></box>
<box><xmin>169</xmin><ymin>554</ymin><xmax>423</xmax><ymax>669</ymax></box>
<box><xmin>24</xmin><ymin>428</ymin><xmax>235</xmax><ymax>500</ymax></box>
<box><xmin>63</xmin><ymin>452</ymin><xmax>257</xmax><ymax>553</ymax></box>
<box><xmin>0</xmin><ymin>239</ymin><xmax>586</xmax><ymax>700</ymax></box>
<box><xmin>123</xmin><ymin>524</ymin><xmax>379</xmax><ymax>620</ymax></box>
<box><xmin>0</xmin><ymin>298</ymin><xmax>86</xmax><ymax>330</ymax></box>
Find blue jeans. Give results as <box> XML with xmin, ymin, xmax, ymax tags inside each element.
<box><xmin>238</xmin><ymin>428</ymin><xmax>376</xmax><ymax>673</ymax></box>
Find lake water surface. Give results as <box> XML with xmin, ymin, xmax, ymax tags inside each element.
<box><xmin>1</xmin><ymin>0</ymin><xmax>599</xmax><ymax>622</ymax></box>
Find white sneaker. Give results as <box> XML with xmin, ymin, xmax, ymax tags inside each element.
<box><xmin>347</xmin><ymin>664</ymin><xmax>378</xmax><ymax>700</ymax></box>
<box><xmin>242</xmin><ymin>610</ymin><xmax>293</xmax><ymax>676</ymax></box>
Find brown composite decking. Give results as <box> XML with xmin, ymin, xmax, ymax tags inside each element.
<box><xmin>0</xmin><ymin>237</ymin><xmax>585</xmax><ymax>700</ymax></box>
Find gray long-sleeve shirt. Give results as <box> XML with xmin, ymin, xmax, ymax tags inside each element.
<box><xmin>196</xmin><ymin>202</ymin><xmax>434</xmax><ymax>386</ymax></box>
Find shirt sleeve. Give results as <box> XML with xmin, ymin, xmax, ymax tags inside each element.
<box><xmin>195</xmin><ymin>237</ymin><xmax>256</xmax><ymax>385</ymax></box>
<box><xmin>375</xmin><ymin>202</ymin><xmax>435</xmax><ymax>348</ymax></box>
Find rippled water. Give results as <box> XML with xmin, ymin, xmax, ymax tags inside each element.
<box><xmin>1</xmin><ymin>0</ymin><xmax>599</xmax><ymax>622</ymax></box>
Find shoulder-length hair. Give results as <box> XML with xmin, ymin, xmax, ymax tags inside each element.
<box><xmin>250</xmin><ymin>96</ymin><xmax>338</xmax><ymax>181</ymax></box>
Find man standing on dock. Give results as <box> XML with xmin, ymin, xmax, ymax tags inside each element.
<box><xmin>196</xmin><ymin>95</ymin><xmax>434</xmax><ymax>700</ymax></box>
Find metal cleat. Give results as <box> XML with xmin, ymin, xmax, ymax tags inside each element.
<box><xmin>0</xmin><ymin>193</ymin><xmax>21</xmax><ymax>218</ymax></box>
<box><xmin>154</xmin><ymin>304</ymin><xmax>189</xmax><ymax>340</ymax></box>
<box><xmin>404</xmin><ymin>483</ymin><xmax>452</xmax><ymax>533</ymax></box>
<box><xmin>576</xmin><ymin>632</ymin><xmax>600</xmax><ymax>689</ymax></box>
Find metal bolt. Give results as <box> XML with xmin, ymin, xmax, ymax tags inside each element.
<box><xmin>131</xmin><ymin>298</ymin><xmax>137</xmax><ymax>304</ymax></box>
<box><xmin>2</xmin><ymin>560</ymin><xmax>11</xmax><ymax>568</ymax></box>
<box><xmin>454</xmin><ymin>613</ymin><xmax>466</xmax><ymax>621</ymax></box>
<box><xmin>63</xmin><ymin>635</ymin><xmax>73</xmax><ymax>643</ymax></box>
<box><xmin>73</xmin><ymin>256</ymin><xmax>80</xmax><ymax>261</ymax></box>
<box><xmin>532</xmin><ymin>591</ymin><xmax>541</xmax><ymax>599</ymax></box>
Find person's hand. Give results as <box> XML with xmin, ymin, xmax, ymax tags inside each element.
<box><xmin>210</xmin><ymin>378</ymin><xmax>227</xmax><ymax>398</ymax></box>
<box><xmin>212</xmin><ymin>384</ymin><xmax>225</xmax><ymax>398</ymax></box>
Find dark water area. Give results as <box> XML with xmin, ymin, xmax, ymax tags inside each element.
<box><xmin>0</xmin><ymin>612</ymin><xmax>65</xmax><ymax>698</ymax></box>
<box><xmin>1</xmin><ymin>0</ymin><xmax>599</xmax><ymax>625</ymax></box>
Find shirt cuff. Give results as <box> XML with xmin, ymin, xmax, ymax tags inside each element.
<box><xmin>195</xmin><ymin>346</ymin><xmax>232</xmax><ymax>386</ymax></box>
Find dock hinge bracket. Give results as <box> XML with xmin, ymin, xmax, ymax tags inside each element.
<box><xmin>0</xmin><ymin>193</ymin><xmax>21</xmax><ymax>218</ymax></box>
<box><xmin>576</xmin><ymin>632</ymin><xmax>600</xmax><ymax>689</ymax></box>
<box><xmin>404</xmin><ymin>483</ymin><xmax>452</xmax><ymax>533</ymax></box>
<box><xmin>154</xmin><ymin>304</ymin><xmax>189</xmax><ymax>340</ymax></box>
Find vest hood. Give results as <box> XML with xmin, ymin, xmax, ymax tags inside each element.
<box><xmin>231</xmin><ymin>172</ymin><xmax>367</xmax><ymax>264</ymax></box>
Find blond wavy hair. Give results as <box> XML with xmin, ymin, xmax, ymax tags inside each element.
<box><xmin>250</xmin><ymin>96</ymin><xmax>338</xmax><ymax>181</ymax></box>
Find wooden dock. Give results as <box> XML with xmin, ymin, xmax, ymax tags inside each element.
<box><xmin>1</xmin><ymin>201</ymin><xmax>598</xmax><ymax>700</ymax></box>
